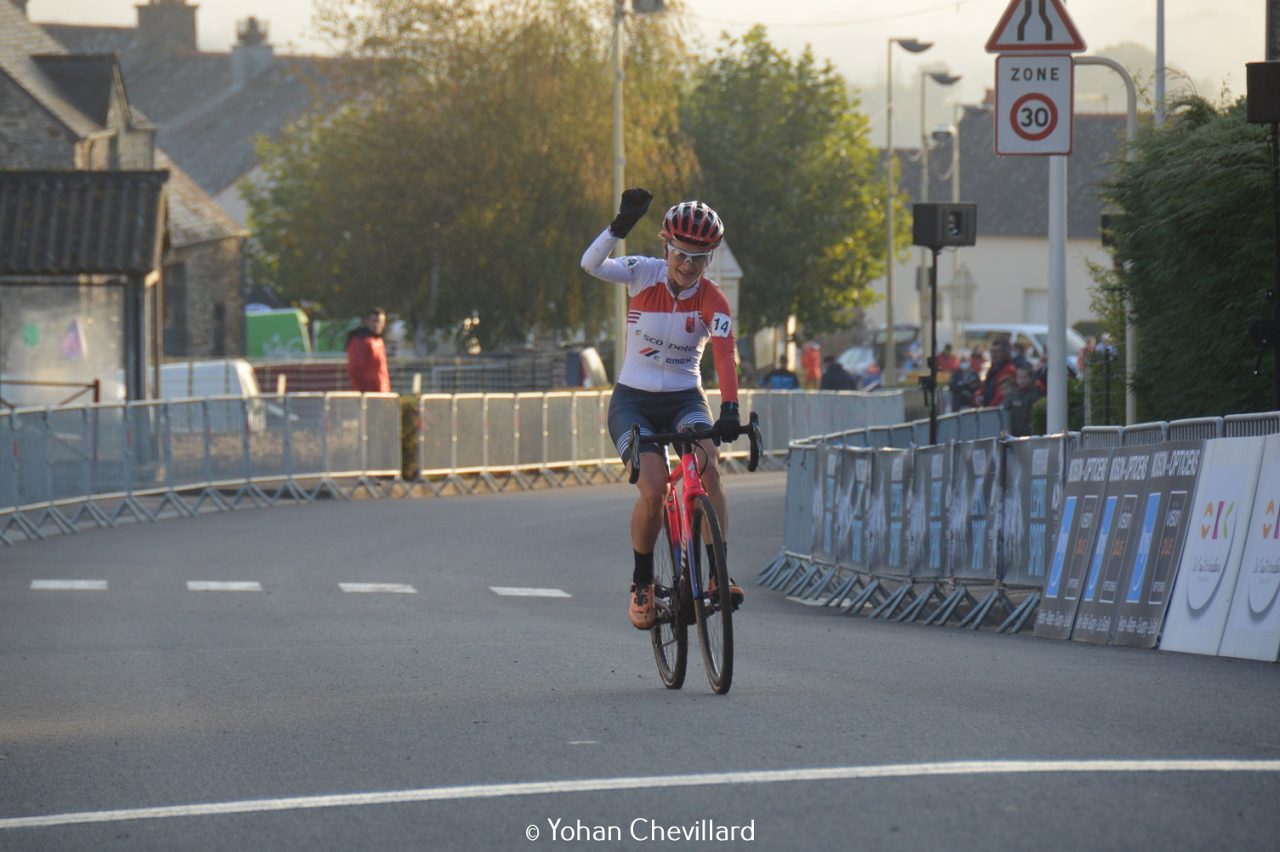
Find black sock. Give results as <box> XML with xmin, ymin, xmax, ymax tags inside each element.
<box><xmin>633</xmin><ymin>550</ymin><xmax>654</xmax><ymax>587</ymax></box>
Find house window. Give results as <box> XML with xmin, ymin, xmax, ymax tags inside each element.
<box><xmin>163</xmin><ymin>263</ymin><xmax>187</xmax><ymax>354</ymax></box>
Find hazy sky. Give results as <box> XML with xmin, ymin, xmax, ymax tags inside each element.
<box><xmin>29</xmin><ymin>0</ymin><xmax>1265</xmax><ymax>141</ymax></box>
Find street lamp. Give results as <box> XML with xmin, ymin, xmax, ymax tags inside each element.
<box><xmin>884</xmin><ymin>37</ymin><xmax>932</xmax><ymax>387</ymax></box>
<box><xmin>612</xmin><ymin>0</ymin><xmax>665</xmax><ymax>381</ymax></box>
<box><xmin>917</xmin><ymin>70</ymin><xmax>960</xmax><ymax>357</ymax></box>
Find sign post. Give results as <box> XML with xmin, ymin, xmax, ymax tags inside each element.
<box><xmin>987</xmin><ymin>0</ymin><xmax>1086</xmax><ymax>435</ymax></box>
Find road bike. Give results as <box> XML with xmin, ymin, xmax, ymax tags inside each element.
<box><xmin>627</xmin><ymin>413</ymin><xmax>763</xmax><ymax>694</ymax></box>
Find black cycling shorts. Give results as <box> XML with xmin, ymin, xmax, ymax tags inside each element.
<box><xmin>607</xmin><ymin>383</ymin><xmax>713</xmax><ymax>463</ymax></box>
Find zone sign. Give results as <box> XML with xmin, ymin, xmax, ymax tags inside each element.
<box><xmin>995</xmin><ymin>54</ymin><xmax>1073</xmax><ymax>155</ymax></box>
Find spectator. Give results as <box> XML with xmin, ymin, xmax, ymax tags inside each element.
<box><xmin>1011</xmin><ymin>341</ymin><xmax>1031</xmax><ymax>368</ymax></box>
<box><xmin>937</xmin><ymin>343</ymin><xmax>961</xmax><ymax>373</ymax></box>
<box><xmin>346</xmin><ymin>307</ymin><xmax>391</xmax><ymax>393</ymax></box>
<box><xmin>979</xmin><ymin>336</ymin><xmax>1018</xmax><ymax>407</ymax></box>
<box><xmin>1002</xmin><ymin>363</ymin><xmax>1044</xmax><ymax>436</ymax></box>
<box><xmin>968</xmin><ymin>345</ymin><xmax>986</xmax><ymax>375</ymax></box>
<box><xmin>948</xmin><ymin>359</ymin><xmax>981</xmax><ymax>409</ymax></box>
<box><xmin>819</xmin><ymin>355</ymin><xmax>859</xmax><ymax>390</ymax></box>
<box><xmin>1077</xmin><ymin>335</ymin><xmax>1097</xmax><ymax>376</ymax></box>
<box><xmin>800</xmin><ymin>341</ymin><xmax>822</xmax><ymax>389</ymax></box>
<box><xmin>761</xmin><ymin>357</ymin><xmax>800</xmax><ymax>390</ymax></box>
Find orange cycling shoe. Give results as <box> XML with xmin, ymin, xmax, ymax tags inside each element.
<box><xmin>707</xmin><ymin>574</ymin><xmax>744</xmax><ymax>610</ymax></box>
<box><xmin>629</xmin><ymin>583</ymin><xmax>656</xmax><ymax>629</ymax></box>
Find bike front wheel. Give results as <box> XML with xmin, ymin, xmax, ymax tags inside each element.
<box><xmin>650</xmin><ymin>508</ymin><xmax>687</xmax><ymax>689</ymax></box>
<box><xmin>690</xmin><ymin>494</ymin><xmax>733</xmax><ymax>694</ymax></box>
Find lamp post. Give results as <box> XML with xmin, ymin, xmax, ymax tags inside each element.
<box><xmin>611</xmin><ymin>0</ymin><xmax>664</xmax><ymax>382</ymax></box>
<box><xmin>917</xmin><ymin>70</ymin><xmax>960</xmax><ymax>357</ymax></box>
<box><xmin>885</xmin><ymin>37</ymin><xmax>932</xmax><ymax>387</ymax></box>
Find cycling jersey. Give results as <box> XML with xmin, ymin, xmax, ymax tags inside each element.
<box><xmin>580</xmin><ymin>228</ymin><xmax>739</xmax><ymax>402</ymax></box>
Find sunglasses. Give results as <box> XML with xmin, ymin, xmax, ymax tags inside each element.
<box><xmin>666</xmin><ymin>241</ymin><xmax>714</xmax><ymax>267</ymax></box>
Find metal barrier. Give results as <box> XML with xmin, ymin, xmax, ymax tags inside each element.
<box><xmin>1166</xmin><ymin>417</ymin><xmax>1222</xmax><ymax>441</ymax></box>
<box><xmin>1223</xmin><ymin>412</ymin><xmax>1280</xmax><ymax>437</ymax></box>
<box><xmin>1120</xmin><ymin>421</ymin><xmax>1168</xmax><ymax>446</ymax></box>
<box><xmin>1079</xmin><ymin>426</ymin><xmax>1123</xmax><ymax>449</ymax></box>
<box><xmin>411</xmin><ymin>389</ymin><xmax>906</xmax><ymax>493</ymax></box>
<box><xmin>0</xmin><ymin>392</ymin><xmax>402</xmax><ymax>544</ymax></box>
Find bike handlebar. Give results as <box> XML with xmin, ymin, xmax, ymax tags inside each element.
<box><xmin>628</xmin><ymin>412</ymin><xmax>762</xmax><ymax>484</ymax></box>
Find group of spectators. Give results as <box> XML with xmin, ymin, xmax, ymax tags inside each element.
<box><xmin>947</xmin><ymin>336</ymin><xmax>1049</xmax><ymax>436</ymax></box>
<box><xmin>759</xmin><ymin>341</ymin><xmax>861</xmax><ymax>391</ymax></box>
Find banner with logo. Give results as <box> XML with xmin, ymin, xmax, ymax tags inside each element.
<box><xmin>1072</xmin><ymin>446</ymin><xmax>1156</xmax><ymax>645</ymax></box>
<box><xmin>999</xmin><ymin>436</ymin><xmax>1065</xmax><ymax>588</ymax></box>
<box><xmin>811</xmin><ymin>445</ymin><xmax>842</xmax><ymax>564</ymax></box>
<box><xmin>908</xmin><ymin>444</ymin><xmax>950</xmax><ymax>579</ymax></box>
<box><xmin>1034</xmin><ymin>447</ymin><xmax>1113</xmax><ymax>640</ymax></box>
<box><xmin>947</xmin><ymin>438</ymin><xmax>1000</xmax><ymax>581</ymax></box>
<box><xmin>843</xmin><ymin>448</ymin><xmax>875</xmax><ymax>569</ymax></box>
<box><xmin>1159</xmin><ymin>437</ymin><xmax>1265</xmax><ymax>656</ymax></box>
<box><xmin>784</xmin><ymin>445</ymin><xmax>816</xmax><ymax>557</ymax></box>
<box><xmin>1112</xmin><ymin>441</ymin><xmax>1205</xmax><ymax>648</ymax></box>
<box><xmin>867</xmin><ymin>448</ymin><xmax>912</xmax><ymax>577</ymax></box>
<box><xmin>1218</xmin><ymin>434</ymin><xmax>1280</xmax><ymax>661</ymax></box>
<box><xmin>833</xmin><ymin>447</ymin><xmax>857</xmax><ymax>567</ymax></box>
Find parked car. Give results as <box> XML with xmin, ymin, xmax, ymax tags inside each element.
<box><xmin>836</xmin><ymin>345</ymin><xmax>877</xmax><ymax>383</ymax></box>
<box><xmin>158</xmin><ymin>359</ymin><xmax>265</xmax><ymax>432</ymax></box>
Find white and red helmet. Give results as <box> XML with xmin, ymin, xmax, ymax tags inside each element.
<box><xmin>661</xmin><ymin>201</ymin><xmax>724</xmax><ymax>249</ymax></box>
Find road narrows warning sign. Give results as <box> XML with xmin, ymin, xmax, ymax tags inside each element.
<box><xmin>986</xmin><ymin>0</ymin><xmax>1086</xmax><ymax>54</ymax></box>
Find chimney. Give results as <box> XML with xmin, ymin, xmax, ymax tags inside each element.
<box><xmin>230</xmin><ymin>17</ymin><xmax>274</xmax><ymax>89</ymax></box>
<box><xmin>135</xmin><ymin>0</ymin><xmax>198</xmax><ymax>52</ymax></box>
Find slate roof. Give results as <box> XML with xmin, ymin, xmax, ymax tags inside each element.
<box><xmin>0</xmin><ymin>4</ymin><xmax>100</xmax><ymax>137</ymax></box>
<box><xmin>0</xmin><ymin>170</ymin><xmax>168</xmax><ymax>276</ymax></box>
<box><xmin>894</xmin><ymin>105</ymin><xmax>1129</xmax><ymax>240</ymax></box>
<box><xmin>40</xmin><ymin>23</ymin><xmax>134</xmax><ymax>56</ymax></box>
<box><xmin>156</xmin><ymin>149</ymin><xmax>246</xmax><ymax>245</ymax></box>
<box><xmin>42</xmin><ymin>16</ymin><xmax>357</xmax><ymax>198</ymax></box>
<box><xmin>31</xmin><ymin>54</ymin><xmax>119</xmax><ymax>126</ymax></box>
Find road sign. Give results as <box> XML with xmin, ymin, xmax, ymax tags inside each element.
<box><xmin>986</xmin><ymin>0</ymin><xmax>1086</xmax><ymax>53</ymax></box>
<box><xmin>995</xmin><ymin>54</ymin><xmax>1074</xmax><ymax>155</ymax></box>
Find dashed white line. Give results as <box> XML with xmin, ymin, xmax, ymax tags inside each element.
<box><xmin>489</xmin><ymin>586</ymin><xmax>571</xmax><ymax>598</ymax></box>
<box><xmin>30</xmin><ymin>580</ymin><xmax>107</xmax><ymax>591</ymax></box>
<box><xmin>1</xmin><ymin>759</ymin><xmax>1277</xmax><ymax>831</ymax></box>
<box><xmin>187</xmin><ymin>582</ymin><xmax>263</xmax><ymax>592</ymax></box>
<box><xmin>338</xmin><ymin>583</ymin><xmax>417</xmax><ymax>594</ymax></box>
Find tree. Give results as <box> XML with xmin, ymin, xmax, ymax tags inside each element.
<box><xmin>244</xmin><ymin>0</ymin><xmax>695</xmax><ymax>349</ymax></box>
<box><xmin>679</xmin><ymin>26</ymin><xmax>901</xmax><ymax>334</ymax></box>
<box><xmin>1094</xmin><ymin>95</ymin><xmax>1274</xmax><ymax>420</ymax></box>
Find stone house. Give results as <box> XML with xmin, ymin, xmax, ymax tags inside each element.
<box><xmin>0</xmin><ymin>0</ymin><xmax>247</xmax><ymax>359</ymax></box>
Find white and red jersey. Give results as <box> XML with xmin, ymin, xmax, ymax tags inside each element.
<box><xmin>580</xmin><ymin>228</ymin><xmax>738</xmax><ymax>402</ymax></box>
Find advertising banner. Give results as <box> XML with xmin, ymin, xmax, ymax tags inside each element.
<box><xmin>999</xmin><ymin>436</ymin><xmax>1065</xmax><ymax>588</ymax></box>
<box><xmin>947</xmin><ymin>438</ymin><xmax>1000</xmax><ymax>581</ymax></box>
<box><xmin>783</xmin><ymin>446</ymin><xmax>816</xmax><ymax>556</ymax></box>
<box><xmin>811</xmin><ymin>445</ymin><xmax>842</xmax><ymax>564</ymax></box>
<box><xmin>844</xmin><ymin>448</ymin><xmax>875</xmax><ymax>569</ymax></box>
<box><xmin>833</xmin><ymin>447</ymin><xmax>858</xmax><ymax>567</ymax></box>
<box><xmin>1072</xmin><ymin>446</ymin><xmax>1156</xmax><ymax>644</ymax></box>
<box><xmin>1160</xmin><ymin>437</ymin><xmax>1265</xmax><ymax>656</ymax></box>
<box><xmin>1034</xmin><ymin>447</ymin><xmax>1113</xmax><ymax>639</ymax></box>
<box><xmin>1218</xmin><ymin>434</ymin><xmax>1280</xmax><ymax>661</ymax></box>
<box><xmin>1112</xmin><ymin>441</ymin><xmax>1204</xmax><ymax>648</ymax></box>
<box><xmin>867</xmin><ymin>448</ymin><xmax>912</xmax><ymax>577</ymax></box>
<box><xmin>908</xmin><ymin>444</ymin><xmax>950</xmax><ymax>579</ymax></box>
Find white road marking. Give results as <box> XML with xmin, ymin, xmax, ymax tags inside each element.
<box><xmin>187</xmin><ymin>582</ymin><xmax>262</xmax><ymax>592</ymax></box>
<box><xmin>568</xmin><ymin>741</ymin><xmax>599</xmax><ymax>746</ymax></box>
<box><xmin>489</xmin><ymin>586</ymin><xmax>571</xmax><ymax>598</ymax></box>
<box><xmin>30</xmin><ymin>580</ymin><xmax>107</xmax><ymax>591</ymax></box>
<box><xmin>2</xmin><ymin>759</ymin><xmax>1277</xmax><ymax>831</ymax></box>
<box><xmin>338</xmin><ymin>583</ymin><xmax>416</xmax><ymax>594</ymax></box>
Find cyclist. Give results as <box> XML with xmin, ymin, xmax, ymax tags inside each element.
<box><xmin>581</xmin><ymin>188</ymin><xmax>744</xmax><ymax>630</ymax></box>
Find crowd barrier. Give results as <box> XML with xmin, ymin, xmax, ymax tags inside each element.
<box><xmin>1</xmin><ymin>388</ymin><xmax>906</xmax><ymax>544</ymax></box>
<box><xmin>0</xmin><ymin>393</ymin><xmax>402</xmax><ymax>543</ymax></box>
<box><xmin>760</xmin><ymin>410</ymin><xmax>1280</xmax><ymax>662</ymax></box>
<box><xmin>412</xmin><ymin>389</ymin><xmax>904</xmax><ymax>493</ymax></box>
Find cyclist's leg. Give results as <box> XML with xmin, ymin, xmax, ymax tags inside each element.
<box><xmin>695</xmin><ymin>436</ymin><xmax>727</xmax><ymax>538</ymax></box>
<box><xmin>609</xmin><ymin>386</ymin><xmax>667</xmax><ymax>628</ymax></box>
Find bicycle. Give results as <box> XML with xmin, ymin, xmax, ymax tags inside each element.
<box><xmin>627</xmin><ymin>412</ymin><xmax>763</xmax><ymax>695</ymax></box>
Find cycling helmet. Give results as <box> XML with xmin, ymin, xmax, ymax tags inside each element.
<box><xmin>661</xmin><ymin>201</ymin><xmax>724</xmax><ymax>249</ymax></box>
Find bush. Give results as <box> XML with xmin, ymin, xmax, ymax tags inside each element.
<box><xmin>1030</xmin><ymin>378</ymin><xmax>1084</xmax><ymax>434</ymax></box>
<box><xmin>400</xmin><ymin>396</ymin><xmax>419</xmax><ymax>480</ymax></box>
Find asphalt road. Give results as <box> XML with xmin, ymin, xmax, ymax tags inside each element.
<box><xmin>1</xmin><ymin>471</ymin><xmax>1277</xmax><ymax>851</ymax></box>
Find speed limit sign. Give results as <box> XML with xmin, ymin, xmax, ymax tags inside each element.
<box><xmin>995</xmin><ymin>54</ymin><xmax>1073</xmax><ymax>155</ymax></box>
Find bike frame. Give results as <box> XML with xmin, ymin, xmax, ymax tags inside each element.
<box><xmin>660</xmin><ymin>437</ymin><xmax>714</xmax><ymax>603</ymax></box>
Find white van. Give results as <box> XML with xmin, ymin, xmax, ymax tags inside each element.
<box><xmin>951</xmin><ymin>323</ymin><xmax>1087</xmax><ymax>374</ymax></box>
<box><xmin>159</xmin><ymin>359</ymin><xmax>265</xmax><ymax>432</ymax></box>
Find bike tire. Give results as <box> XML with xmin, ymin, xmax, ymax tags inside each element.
<box><xmin>650</xmin><ymin>509</ymin><xmax>687</xmax><ymax>689</ymax></box>
<box><xmin>690</xmin><ymin>494</ymin><xmax>733</xmax><ymax>694</ymax></box>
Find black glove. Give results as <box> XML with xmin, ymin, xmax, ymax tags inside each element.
<box><xmin>715</xmin><ymin>401</ymin><xmax>742</xmax><ymax>443</ymax></box>
<box><xmin>609</xmin><ymin>187</ymin><xmax>653</xmax><ymax>238</ymax></box>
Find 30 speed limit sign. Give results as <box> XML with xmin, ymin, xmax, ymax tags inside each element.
<box><xmin>995</xmin><ymin>54</ymin><xmax>1073</xmax><ymax>155</ymax></box>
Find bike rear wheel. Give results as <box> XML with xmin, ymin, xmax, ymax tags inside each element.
<box><xmin>650</xmin><ymin>509</ymin><xmax>687</xmax><ymax>689</ymax></box>
<box><xmin>690</xmin><ymin>493</ymin><xmax>733</xmax><ymax>694</ymax></box>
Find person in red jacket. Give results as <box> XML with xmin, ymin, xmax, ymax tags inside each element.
<box><xmin>979</xmin><ymin>336</ymin><xmax>1018</xmax><ymax>407</ymax></box>
<box><xmin>345</xmin><ymin>308</ymin><xmax>390</xmax><ymax>393</ymax></box>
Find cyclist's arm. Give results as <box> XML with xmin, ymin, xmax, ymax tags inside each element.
<box><xmin>703</xmin><ymin>287</ymin><xmax>739</xmax><ymax>403</ymax></box>
<box><xmin>580</xmin><ymin>228</ymin><xmax>640</xmax><ymax>285</ymax></box>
